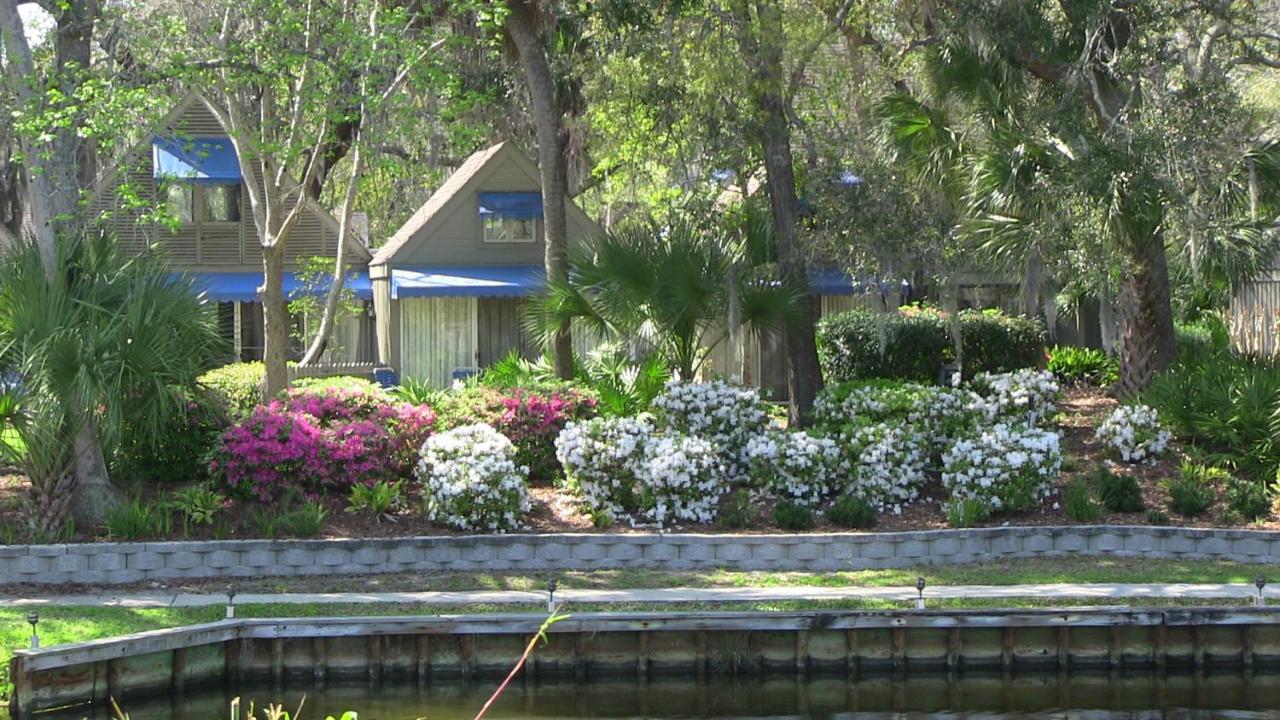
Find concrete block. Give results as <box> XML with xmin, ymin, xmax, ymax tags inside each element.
<box><xmin>897</xmin><ymin>540</ymin><xmax>929</xmax><ymax>558</ymax></box>
<box><xmin>569</xmin><ymin>543</ymin><xmax>604</xmax><ymax>562</ymax></box>
<box><xmin>388</xmin><ymin>546</ymin><xmax>422</xmax><ymax>566</ymax></box>
<box><xmin>48</xmin><ymin>553</ymin><xmax>85</xmax><ymax>574</ymax></box>
<box><xmin>243</xmin><ymin>549</ymin><xmax>277</xmax><ymax>568</ymax></box>
<box><xmin>644</xmin><ymin>544</ymin><xmax>679</xmax><ymax>563</ymax></box>
<box><xmin>789</xmin><ymin>542</ymin><xmax>823</xmax><ymax>562</ymax></box>
<box><xmin>423</xmin><ymin>545</ymin><xmax>462</xmax><ymax>564</ymax></box>
<box><xmin>279</xmin><ymin>549</ymin><xmax>314</xmax><ymax>567</ymax></box>
<box><xmin>989</xmin><ymin>534</ymin><xmax>1022</xmax><ymax>555</ymax></box>
<box><xmin>1198</xmin><ymin>536</ymin><xmax>1230</xmax><ymax>555</ymax></box>
<box><xmin>317</xmin><ymin>548</ymin><xmax>353</xmax><ymax>567</ymax></box>
<box><xmin>27</xmin><ymin>544</ymin><xmax>66</xmax><ymax>557</ymax></box>
<box><xmin>1022</xmin><ymin>534</ymin><xmax>1053</xmax><ymax>553</ymax></box>
<box><xmin>1091</xmin><ymin>533</ymin><xmax>1123</xmax><ymax>552</ymax></box>
<box><xmin>1163</xmin><ymin>534</ymin><xmax>1196</xmax><ymax>554</ymax></box>
<box><xmin>606</xmin><ymin>543</ymin><xmax>643</xmax><ymax>562</ymax></box>
<box><xmin>1232</xmin><ymin>538</ymin><xmax>1270</xmax><ymax>557</ymax></box>
<box><xmin>165</xmin><ymin>551</ymin><xmax>204</xmax><ymax>570</ymax></box>
<box><xmin>1123</xmin><ymin>533</ymin><xmax>1157</xmax><ymax>553</ymax></box>
<box><xmin>206</xmin><ymin>550</ymin><xmax>240</xmax><ymax>569</ymax></box>
<box><xmin>929</xmin><ymin>538</ymin><xmax>961</xmax><ymax>557</ymax></box>
<box><xmin>679</xmin><ymin>542</ymin><xmax>715</xmax><ymax>564</ymax></box>
<box><xmin>353</xmin><ymin>547</ymin><xmax>388</xmax><ymax>567</ymax></box>
<box><xmin>1053</xmin><ymin>533</ymin><xmax>1087</xmax><ymax>552</ymax></box>
<box><xmin>130</xmin><ymin>552</ymin><xmax>165</xmax><ymax>571</ymax></box>
<box><xmin>860</xmin><ymin>541</ymin><xmax>894</xmax><ymax>559</ymax></box>
<box><xmin>13</xmin><ymin>556</ymin><xmax>45</xmax><ymax>574</ymax></box>
<box><xmin>716</xmin><ymin>544</ymin><xmax>751</xmax><ymax>562</ymax></box>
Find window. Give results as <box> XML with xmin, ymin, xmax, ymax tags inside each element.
<box><xmin>163</xmin><ymin>183</ymin><xmax>193</xmax><ymax>223</ymax></box>
<box><xmin>203</xmin><ymin>183</ymin><xmax>242</xmax><ymax>222</ymax></box>
<box><xmin>482</xmin><ymin>215</ymin><xmax>536</xmax><ymax>244</ymax></box>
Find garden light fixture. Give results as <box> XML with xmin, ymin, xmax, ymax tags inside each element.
<box><xmin>1257</xmin><ymin>577</ymin><xmax>1267</xmax><ymax>607</ymax></box>
<box><xmin>916</xmin><ymin>577</ymin><xmax>927</xmax><ymax>610</ymax></box>
<box><xmin>27</xmin><ymin>611</ymin><xmax>39</xmax><ymax>649</ymax></box>
<box><xmin>226</xmin><ymin>586</ymin><xmax>237</xmax><ymax>619</ymax></box>
<box><xmin>546</xmin><ymin>578</ymin><xmax>559</xmax><ymax>612</ymax></box>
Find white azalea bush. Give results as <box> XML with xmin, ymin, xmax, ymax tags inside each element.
<box><xmin>842</xmin><ymin>422</ymin><xmax>931</xmax><ymax>513</ymax></box>
<box><xmin>635</xmin><ymin>433</ymin><xmax>723</xmax><ymax>527</ymax></box>
<box><xmin>416</xmin><ymin>423</ymin><xmax>530</xmax><ymax>532</ymax></box>
<box><xmin>815</xmin><ymin>381</ymin><xmax>984</xmax><ymax>442</ymax></box>
<box><xmin>1095</xmin><ymin>404</ymin><xmax>1171</xmax><ymax>463</ymax></box>
<box><xmin>941</xmin><ymin>423</ymin><xmax>1062</xmax><ymax>513</ymax></box>
<box><xmin>744</xmin><ymin>430</ymin><xmax>848</xmax><ymax>506</ymax></box>
<box><xmin>555</xmin><ymin>415</ymin><xmax>655</xmax><ymax>522</ymax></box>
<box><xmin>652</xmin><ymin>379</ymin><xmax>769</xmax><ymax>479</ymax></box>
<box><xmin>970</xmin><ymin>369</ymin><xmax>1060</xmax><ymax>425</ymax></box>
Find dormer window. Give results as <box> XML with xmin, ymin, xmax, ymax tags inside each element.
<box><xmin>478</xmin><ymin>192</ymin><xmax>541</xmax><ymax>244</ymax></box>
<box><xmin>153</xmin><ymin>136</ymin><xmax>243</xmax><ymax>225</ymax></box>
<box><xmin>203</xmin><ymin>184</ymin><xmax>241</xmax><ymax>222</ymax></box>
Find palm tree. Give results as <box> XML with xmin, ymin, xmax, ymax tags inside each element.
<box><xmin>0</xmin><ymin>231</ymin><xmax>224</xmax><ymax>531</ymax></box>
<box><xmin>527</xmin><ymin>213</ymin><xmax>802</xmax><ymax>382</ymax></box>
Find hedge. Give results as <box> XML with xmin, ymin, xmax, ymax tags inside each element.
<box><xmin>816</xmin><ymin>306</ymin><xmax>1046</xmax><ymax>384</ymax></box>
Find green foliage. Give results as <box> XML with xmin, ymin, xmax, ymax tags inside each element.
<box><xmin>1164</xmin><ymin>462</ymin><xmax>1222</xmax><ymax>517</ymax></box>
<box><xmin>287</xmin><ymin>257</ymin><xmax>362</xmax><ymax>357</ymax></box>
<box><xmin>944</xmin><ymin>498</ymin><xmax>991</xmax><ymax>528</ymax></box>
<box><xmin>292</xmin><ymin>375</ymin><xmax>387</xmax><ymax>397</ymax></box>
<box><xmin>1146</xmin><ymin>509</ymin><xmax>1171</xmax><ymax>525</ymax></box>
<box><xmin>105</xmin><ymin>497</ymin><xmax>174</xmax><ymax>539</ymax></box>
<box><xmin>170</xmin><ymin>484</ymin><xmax>225</xmax><ymax>528</ymax></box>
<box><xmin>1142</xmin><ymin>352</ymin><xmax>1280</xmax><ymax>478</ymax></box>
<box><xmin>827</xmin><ymin>494</ymin><xmax>877</xmax><ymax>530</ymax></box>
<box><xmin>347</xmin><ymin>480</ymin><xmax>404</xmax><ymax>520</ymax></box>
<box><xmin>1063</xmin><ymin>479</ymin><xmax>1101</xmax><ymax>522</ymax></box>
<box><xmin>278</xmin><ymin>500</ymin><xmax>329</xmax><ymax>538</ymax></box>
<box><xmin>816</xmin><ymin>306</ymin><xmax>1045</xmax><ymax>384</ymax></box>
<box><xmin>716</xmin><ymin>488</ymin><xmax>756</xmax><ymax>530</ymax></box>
<box><xmin>1091</xmin><ymin>467</ymin><xmax>1145</xmax><ymax>513</ymax></box>
<box><xmin>199</xmin><ymin>363</ymin><xmax>266</xmax><ymax>421</ymax></box>
<box><xmin>772</xmin><ymin>500</ymin><xmax>815</xmax><ymax>531</ymax></box>
<box><xmin>390</xmin><ymin>377</ymin><xmax>443</xmax><ymax>407</ymax></box>
<box><xmin>1047</xmin><ymin>346</ymin><xmax>1118</xmax><ymax>386</ymax></box>
<box><xmin>1175</xmin><ymin>317</ymin><xmax>1231</xmax><ymax>361</ymax></box>
<box><xmin>114</xmin><ymin>389</ymin><xmax>228</xmax><ymax>485</ymax></box>
<box><xmin>1225</xmin><ymin>476</ymin><xmax>1270</xmax><ymax>522</ymax></box>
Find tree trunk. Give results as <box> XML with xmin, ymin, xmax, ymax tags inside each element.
<box><xmin>734</xmin><ymin>0</ymin><xmax>823</xmax><ymax>425</ymax></box>
<box><xmin>70</xmin><ymin>421</ymin><xmax>118</xmax><ymax>525</ymax></box>
<box><xmin>504</xmin><ymin>0</ymin><xmax>573</xmax><ymax>379</ymax></box>
<box><xmin>300</xmin><ymin>134</ymin><xmax>364</xmax><ymax>366</ymax></box>
<box><xmin>1115</xmin><ymin>234</ymin><xmax>1178</xmax><ymax>396</ymax></box>
<box><xmin>262</xmin><ymin>245</ymin><xmax>290</xmax><ymax>396</ymax></box>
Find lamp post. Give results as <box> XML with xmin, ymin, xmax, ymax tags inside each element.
<box><xmin>915</xmin><ymin>577</ymin><xmax>927</xmax><ymax>610</ymax></box>
<box><xmin>546</xmin><ymin>578</ymin><xmax>559</xmax><ymax>613</ymax></box>
<box><xmin>226</xmin><ymin>586</ymin><xmax>237</xmax><ymax>619</ymax></box>
<box><xmin>27</xmin><ymin>611</ymin><xmax>39</xmax><ymax>649</ymax></box>
<box><xmin>1256</xmin><ymin>577</ymin><xmax>1267</xmax><ymax>607</ymax></box>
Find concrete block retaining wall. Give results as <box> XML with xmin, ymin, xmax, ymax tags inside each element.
<box><xmin>3</xmin><ymin>525</ymin><xmax>1280</xmax><ymax>586</ymax></box>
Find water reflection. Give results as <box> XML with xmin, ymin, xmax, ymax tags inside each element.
<box><xmin>50</xmin><ymin>670</ymin><xmax>1280</xmax><ymax>719</ymax></box>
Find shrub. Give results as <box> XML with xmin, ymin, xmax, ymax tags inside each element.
<box><xmin>1095</xmin><ymin>405</ymin><xmax>1172</xmax><ymax>463</ymax></box>
<box><xmin>293</xmin><ymin>375</ymin><xmax>388</xmax><ymax>396</ymax></box>
<box><xmin>773</xmin><ymin>500</ymin><xmax>816</xmax><ymax>530</ymax></box>
<box><xmin>391</xmin><ymin>377</ymin><xmax>443</xmax><ymax>406</ymax></box>
<box><xmin>634</xmin><ymin>432</ymin><xmax>724</xmax><ymax>527</ymax></box>
<box><xmin>1047</xmin><ymin>346</ymin><xmax>1118</xmax><ymax>386</ymax></box>
<box><xmin>842</xmin><ymin>421</ymin><xmax>931</xmax><ymax>513</ymax></box>
<box><xmin>958</xmin><ymin>308</ymin><xmax>1046</xmax><ymax>377</ymax></box>
<box><xmin>813</xmin><ymin>380</ymin><xmax>984</xmax><ymax>449</ymax></box>
<box><xmin>970</xmin><ymin>369</ymin><xmax>1060</xmax><ymax>426</ymax></box>
<box><xmin>106</xmin><ymin>497</ymin><xmax>173</xmax><ymax>539</ymax></box>
<box><xmin>744</xmin><ymin>430</ymin><xmax>848</xmax><ymax>506</ymax></box>
<box><xmin>416</xmin><ymin>423</ymin><xmax>530</xmax><ymax>532</ymax></box>
<box><xmin>944</xmin><ymin>498</ymin><xmax>991</xmax><ymax>528</ymax></box>
<box><xmin>114</xmin><ymin>389</ymin><xmax>228</xmax><ymax>485</ymax></box>
<box><xmin>278</xmin><ymin>499</ymin><xmax>328</xmax><ymax>537</ymax></box>
<box><xmin>1226</xmin><ymin>476</ymin><xmax>1270</xmax><ymax>522</ymax></box>
<box><xmin>652</xmin><ymin>379</ymin><xmax>770</xmax><ymax>480</ymax></box>
<box><xmin>1164</xmin><ymin>462</ymin><xmax>1221</xmax><ymax>517</ymax></box>
<box><xmin>816</xmin><ymin>306</ymin><xmax>1045</xmax><ymax>384</ymax></box>
<box><xmin>1063</xmin><ymin>480</ymin><xmax>1101</xmax><ymax>521</ymax></box>
<box><xmin>717</xmin><ymin>488</ymin><xmax>757</xmax><ymax>530</ymax></box>
<box><xmin>941</xmin><ymin>423</ymin><xmax>1062</xmax><ymax>513</ymax></box>
<box><xmin>827</xmin><ymin>494</ymin><xmax>877</xmax><ymax>529</ymax></box>
<box><xmin>1146</xmin><ymin>509</ymin><xmax>1170</xmax><ymax>525</ymax></box>
<box><xmin>556</xmin><ymin>415</ymin><xmax>654</xmax><ymax>523</ymax></box>
<box><xmin>171</xmin><ymin>483</ymin><xmax>225</xmax><ymax>529</ymax></box>
<box><xmin>210</xmin><ymin>389</ymin><xmax>436</xmax><ymax>501</ymax></box>
<box><xmin>199</xmin><ymin>362</ymin><xmax>265</xmax><ymax>420</ymax></box>
<box><xmin>1091</xmin><ymin>467</ymin><xmax>1145</xmax><ymax>513</ymax></box>
<box><xmin>435</xmin><ymin>384</ymin><xmax>598</xmax><ymax>483</ymax></box>
<box><xmin>347</xmin><ymin>480</ymin><xmax>404</xmax><ymax>520</ymax></box>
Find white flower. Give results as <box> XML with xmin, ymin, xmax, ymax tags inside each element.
<box><xmin>1095</xmin><ymin>404</ymin><xmax>1170</xmax><ymax>464</ymax></box>
<box><xmin>941</xmin><ymin>422</ymin><xmax>1062</xmax><ymax>514</ymax></box>
<box><xmin>417</xmin><ymin>423</ymin><xmax>530</xmax><ymax>532</ymax></box>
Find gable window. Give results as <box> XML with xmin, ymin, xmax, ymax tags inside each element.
<box><xmin>163</xmin><ymin>183</ymin><xmax>194</xmax><ymax>223</ymax></box>
<box><xmin>203</xmin><ymin>184</ymin><xmax>242</xmax><ymax>222</ymax></box>
<box><xmin>478</xmin><ymin>192</ymin><xmax>541</xmax><ymax>244</ymax></box>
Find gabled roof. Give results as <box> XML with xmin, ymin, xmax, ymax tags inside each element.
<box><xmin>372</xmin><ymin>140</ymin><xmax>600</xmax><ymax>266</ymax></box>
<box><xmin>90</xmin><ymin>92</ymin><xmax>371</xmax><ymax>262</ymax></box>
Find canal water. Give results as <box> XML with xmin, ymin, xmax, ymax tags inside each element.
<box><xmin>39</xmin><ymin>671</ymin><xmax>1280</xmax><ymax>719</ymax></box>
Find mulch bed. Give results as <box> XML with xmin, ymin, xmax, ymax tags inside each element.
<box><xmin>0</xmin><ymin>386</ymin><xmax>1274</xmax><ymax>545</ymax></box>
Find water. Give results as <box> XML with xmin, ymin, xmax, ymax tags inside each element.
<box><xmin>46</xmin><ymin>671</ymin><xmax>1280</xmax><ymax>719</ymax></box>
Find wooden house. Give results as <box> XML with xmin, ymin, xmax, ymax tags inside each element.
<box><xmin>89</xmin><ymin>93</ymin><xmax>376</xmax><ymax>364</ymax></box>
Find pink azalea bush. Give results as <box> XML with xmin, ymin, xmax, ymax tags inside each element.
<box><xmin>435</xmin><ymin>384</ymin><xmax>597</xmax><ymax>483</ymax></box>
<box><xmin>210</xmin><ymin>388</ymin><xmax>436</xmax><ymax>501</ymax></box>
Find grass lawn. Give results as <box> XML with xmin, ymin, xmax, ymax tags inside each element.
<box><xmin>230</xmin><ymin>556</ymin><xmax>1280</xmax><ymax>595</ymax></box>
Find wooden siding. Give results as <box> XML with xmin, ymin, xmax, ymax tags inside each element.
<box><xmin>478</xmin><ymin>297</ymin><xmax>536</xmax><ymax>366</ymax></box>
<box><xmin>91</xmin><ymin>99</ymin><xmax>347</xmax><ymax>272</ymax></box>
<box><xmin>1231</xmin><ymin>280</ymin><xmax>1280</xmax><ymax>355</ymax></box>
<box><xmin>399</xmin><ymin>297</ymin><xmax>477</xmax><ymax>386</ymax></box>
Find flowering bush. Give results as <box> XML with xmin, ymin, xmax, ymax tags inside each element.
<box><xmin>435</xmin><ymin>384</ymin><xmax>597</xmax><ymax>483</ymax></box>
<box><xmin>842</xmin><ymin>422</ymin><xmax>931</xmax><ymax>513</ymax></box>
<box><xmin>814</xmin><ymin>380</ymin><xmax>984</xmax><ymax>443</ymax></box>
<box><xmin>970</xmin><ymin>369</ymin><xmax>1060</xmax><ymax>425</ymax></box>
<box><xmin>1095</xmin><ymin>404</ymin><xmax>1172</xmax><ymax>463</ymax></box>
<box><xmin>635</xmin><ymin>432</ymin><xmax>723</xmax><ymax>527</ymax></box>
<box><xmin>210</xmin><ymin>388</ymin><xmax>436</xmax><ymax>501</ymax></box>
<box><xmin>416</xmin><ymin>423</ymin><xmax>530</xmax><ymax>532</ymax></box>
<box><xmin>744</xmin><ymin>430</ymin><xmax>847</xmax><ymax>506</ymax></box>
<box><xmin>941</xmin><ymin>423</ymin><xmax>1062</xmax><ymax>513</ymax></box>
<box><xmin>652</xmin><ymin>379</ymin><xmax>769</xmax><ymax>479</ymax></box>
<box><xmin>198</xmin><ymin>362</ymin><xmax>264</xmax><ymax>420</ymax></box>
<box><xmin>556</xmin><ymin>415</ymin><xmax>655</xmax><ymax>522</ymax></box>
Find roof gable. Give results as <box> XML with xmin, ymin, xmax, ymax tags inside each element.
<box><xmin>372</xmin><ymin>140</ymin><xmax>601</xmax><ymax>266</ymax></box>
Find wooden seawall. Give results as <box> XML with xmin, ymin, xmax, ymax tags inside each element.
<box><xmin>12</xmin><ymin>608</ymin><xmax>1280</xmax><ymax>717</ymax></box>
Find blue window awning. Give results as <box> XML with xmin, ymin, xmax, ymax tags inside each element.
<box><xmin>477</xmin><ymin>192</ymin><xmax>542</xmax><ymax>221</ymax></box>
<box><xmin>808</xmin><ymin>267</ymin><xmax>911</xmax><ymax>297</ymax></box>
<box><xmin>176</xmin><ymin>271</ymin><xmax>373</xmax><ymax>303</ymax></box>
<box><xmin>390</xmin><ymin>266</ymin><xmax>544</xmax><ymax>299</ymax></box>
<box><xmin>153</xmin><ymin>137</ymin><xmax>242</xmax><ymax>184</ymax></box>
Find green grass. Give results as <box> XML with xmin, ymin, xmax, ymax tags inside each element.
<box><xmin>243</xmin><ymin>557</ymin><xmax>1280</xmax><ymax>594</ymax></box>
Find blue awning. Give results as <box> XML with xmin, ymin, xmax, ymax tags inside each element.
<box><xmin>153</xmin><ymin>137</ymin><xmax>242</xmax><ymax>184</ymax></box>
<box><xmin>477</xmin><ymin>192</ymin><xmax>542</xmax><ymax>221</ymax></box>
<box><xmin>807</xmin><ymin>267</ymin><xmax>910</xmax><ymax>297</ymax></box>
<box><xmin>390</xmin><ymin>266</ymin><xmax>544</xmax><ymax>299</ymax></box>
<box><xmin>176</xmin><ymin>271</ymin><xmax>373</xmax><ymax>303</ymax></box>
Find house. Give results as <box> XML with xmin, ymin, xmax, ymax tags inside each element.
<box><xmin>372</xmin><ymin>141</ymin><xmax>868</xmax><ymax>394</ymax></box>
<box><xmin>88</xmin><ymin>93</ymin><xmax>377</xmax><ymax>365</ymax></box>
